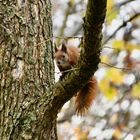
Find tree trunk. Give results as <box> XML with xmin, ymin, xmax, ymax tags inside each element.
<box><xmin>0</xmin><ymin>0</ymin><xmax>56</xmax><ymax>139</ymax></box>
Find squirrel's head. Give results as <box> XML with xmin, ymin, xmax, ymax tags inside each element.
<box><xmin>54</xmin><ymin>43</ymin><xmax>71</xmax><ymax>71</ymax></box>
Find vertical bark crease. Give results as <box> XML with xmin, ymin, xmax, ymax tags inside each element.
<box><xmin>0</xmin><ymin>0</ymin><xmax>55</xmax><ymax>139</ymax></box>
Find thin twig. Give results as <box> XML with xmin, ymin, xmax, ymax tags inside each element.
<box><xmin>103</xmin><ymin>45</ymin><xmax>120</xmax><ymax>51</ymax></box>
<box><xmin>101</xmin><ymin>62</ymin><xmax>130</xmax><ymax>70</ymax></box>
<box><xmin>55</xmin><ymin>67</ymin><xmax>79</xmax><ymax>74</ymax></box>
<box><xmin>53</xmin><ymin>36</ymin><xmax>82</xmax><ymax>39</ymax></box>
<box><xmin>57</xmin><ymin>1</ymin><xmax>72</xmax><ymax>45</ymax></box>
<box><xmin>55</xmin><ymin>62</ymin><xmax>130</xmax><ymax>74</ymax></box>
<box><xmin>104</xmin><ymin>12</ymin><xmax>140</xmax><ymax>44</ymax></box>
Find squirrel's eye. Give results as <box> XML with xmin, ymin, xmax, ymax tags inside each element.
<box><xmin>57</xmin><ymin>61</ymin><xmax>60</xmax><ymax>65</ymax></box>
<box><xmin>62</xmin><ymin>55</ymin><xmax>65</xmax><ymax>58</ymax></box>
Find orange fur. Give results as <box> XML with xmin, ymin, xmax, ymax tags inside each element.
<box><xmin>75</xmin><ymin>76</ymin><xmax>97</xmax><ymax>115</ymax></box>
<box><xmin>54</xmin><ymin>45</ymin><xmax>80</xmax><ymax>71</ymax></box>
<box><xmin>54</xmin><ymin>43</ymin><xmax>97</xmax><ymax>115</ymax></box>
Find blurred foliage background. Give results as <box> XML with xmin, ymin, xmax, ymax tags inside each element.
<box><xmin>53</xmin><ymin>0</ymin><xmax>140</xmax><ymax>139</ymax></box>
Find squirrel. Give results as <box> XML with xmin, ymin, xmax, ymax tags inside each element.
<box><xmin>54</xmin><ymin>43</ymin><xmax>97</xmax><ymax>115</ymax></box>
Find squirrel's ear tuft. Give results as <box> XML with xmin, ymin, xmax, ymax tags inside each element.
<box><xmin>54</xmin><ymin>43</ymin><xmax>58</xmax><ymax>52</ymax></box>
<box><xmin>61</xmin><ymin>43</ymin><xmax>67</xmax><ymax>52</ymax></box>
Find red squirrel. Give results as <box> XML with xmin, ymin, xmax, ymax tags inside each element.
<box><xmin>54</xmin><ymin>43</ymin><xmax>97</xmax><ymax>115</ymax></box>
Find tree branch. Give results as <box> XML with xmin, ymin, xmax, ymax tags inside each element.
<box><xmin>103</xmin><ymin>12</ymin><xmax>140</xmax><ymax>44</ymax></box>
<box><xmin>44</xmin><ymin>0</ymin><xmax>107</xmax><ymax>113</ymax></box>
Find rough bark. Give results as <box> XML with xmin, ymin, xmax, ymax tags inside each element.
<box><xmin>0</xmin><ymin>0</ymin><xmax>56</xmax><ymax>139</ymax></box>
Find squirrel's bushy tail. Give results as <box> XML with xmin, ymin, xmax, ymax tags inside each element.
<box><xmin>75</xmin><ymin>76</ymin><xmax>97</xmax><ymax>116</ymax></box>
